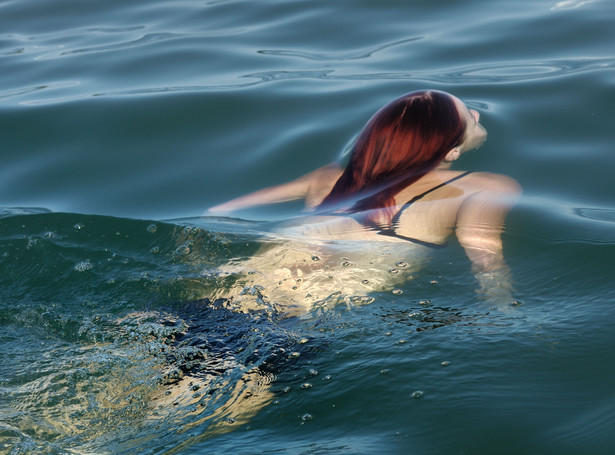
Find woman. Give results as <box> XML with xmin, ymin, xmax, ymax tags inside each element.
<box><xmin>208</xmin><ymin>90</ymin><xmax>521</xmax><ymax>310</ymax></box>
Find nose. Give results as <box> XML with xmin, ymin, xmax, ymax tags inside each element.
<box><xmin>470</xmin><ymin>109</ymin><xmax>480</xmax><ymax>122</ymax></box>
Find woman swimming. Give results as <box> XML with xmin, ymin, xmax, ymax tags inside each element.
<box><xmin>144</xmin><ymin>91</ymin><xmax>521</xmax><ymax>436</ymax></box>
<box><xmin>208</xmin><ymin>90</ymin><xmax>521</xmax><ymax>310</ymax></box>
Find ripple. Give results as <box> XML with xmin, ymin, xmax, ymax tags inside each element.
<box><xmin>551</xmin><ymin>0</ymin><xmax>599</xmax><ymax>10</ymax></box>
<box><xmin>518</xmin><ymin>197</ymin><xmax>615</xmax><ymax>245</ymax></box>
<box><xmin>430</xmin><ymin>58</ymin><xmax>614</xmax><ymax>83</ymax></box>
<box><xmin>573</xmin><ymin>207</ymin><xmax>615</xmax><ymax>223</ymax></box>
<box><xmin>99</xmin><ymin>56</ymin><xmax>615</xmax><ymax>99</ymax></box>
<box><xmin>258</xmin><ymin>36</ymin><xmax>423</xmax><ymax>62</ymax></box>
<box><xmin>55</xmin><ymin>32</ymin><xmax>184</xmax><ymax>58</ymax></box>
<box><xmin>0</xmin><ymin>81</ymin><xmax>80</xmax><ymax>102</ymax></box>
<box><xmin>335</xmin><ymin>57</ymin><xmax>615</xmax><ymax>85</ymax></box>
<box><xmin>244</xmin><ymin>69</ymin><xmax>335</xmax><ymax>83</ymax></box>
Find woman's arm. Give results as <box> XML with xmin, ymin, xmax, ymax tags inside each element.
<box><xmin>455</xmin><ymin>173</ymin><xmax>522</xmax><ymax>302</ymax></box>
<box><xmin>207</xmin><ymin>163</ymin><xmax>340</xmax><ymax>214</ymax></box>
<box><xmin>207</xmin><ymin>176</ymin><xmax>311</xmax><ymax>214</ymax></box>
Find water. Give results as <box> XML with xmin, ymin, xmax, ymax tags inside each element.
<box><xmin>1</xmin><ymin>0</ymin><xmax>615</xmax><ymax>453</ymax></box>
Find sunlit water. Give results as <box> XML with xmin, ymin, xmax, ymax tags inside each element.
<box><xmin>1</xmin><ymin>0</ymin><xmax>615</xmax><ymax>454</ymax></box>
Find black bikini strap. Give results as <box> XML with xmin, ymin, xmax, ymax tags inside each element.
<box><xmin>373</xmin><ymin>171</ymin><xmax>472</xmax><ymax>248</ymax></box>
<box><xmin>377</xmin><ymin>229</ymin><xmax>447</xmax><ymax>248</ymax></box>
<box><xmin>389</xmin><ymin>171</ymin><xmax>473</xmax><ymax>229</ymax></box>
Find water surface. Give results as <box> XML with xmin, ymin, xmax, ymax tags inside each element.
<box><xmin>1</xmin><ymin>0</ymin><xmax>614</xmax><ymax>453</ymax></box>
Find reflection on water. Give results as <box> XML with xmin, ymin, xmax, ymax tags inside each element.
<box><xmin>2</xmin><ymin>0</ymin><xmax>615</xmax><ymax>452</ymax></box>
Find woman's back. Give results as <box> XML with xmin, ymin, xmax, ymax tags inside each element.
<box><xmin>299</xmin><ymin>165</ymin><xmax>515</xmax><ymax>248</ymax></box>
<box><xmin>207</xmin><ymin>90</ymin><xmax>521</xmax><ymax>310</ymax></box>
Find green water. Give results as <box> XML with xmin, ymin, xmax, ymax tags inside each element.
<box><xmin>1</xmin><ymin>0</ymin><xmax>615</xmax><ymax>453</ymax></box>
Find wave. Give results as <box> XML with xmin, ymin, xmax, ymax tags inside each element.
<box><xmin>0</xmin><ymin>210</ymin><xmax>312</xmax><ymax>453</ymax></box>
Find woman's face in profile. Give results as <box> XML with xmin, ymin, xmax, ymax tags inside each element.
<box><xmin>452</xmin><ymin>96</ymin><xmax>488</xmax><ymax>153</ymax></box>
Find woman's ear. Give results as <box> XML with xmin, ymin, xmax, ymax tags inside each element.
<box><xmin>444</xmin><ymin>147</ymin><xmax>461</xmax><ymax>162</ymax></box>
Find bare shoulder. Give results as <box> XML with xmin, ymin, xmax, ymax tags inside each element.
<box><xmin>302</xmin><ymin>163</ymin><xmax>344</xmax><ymax>210</ymax></box>
<box><xmin>460</xmin><ymin>171</ymin><xmax>522</xmax><ymax>196</ymax></box>
<box><xmin>306</xmin><ymin>162</ymin><xmax>344</xmax><ymax>183</ymax></box>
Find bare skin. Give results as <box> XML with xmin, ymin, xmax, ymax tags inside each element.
<box><xmin>208</xmin><ymin>97</ymin><xmax>521</xmax><ymax>279</ymax></box>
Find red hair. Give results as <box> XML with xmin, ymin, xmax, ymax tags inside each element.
<box><xmin>317</xmin><ymin>90</ymin><xmax>466</xmax><ymax>226</ymax></box>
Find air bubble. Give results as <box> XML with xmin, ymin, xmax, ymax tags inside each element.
<box><xmin>73</xmin><ymin>223</ymin><xmax>85</xmax><ymax>230</ymax></box>
<box><xmin>410</xmin><ymin>390</ymin><xmax>424</xmax><ymax>398</ymax></box>
<box><xmin>150</xmin><ymin>246</ymin><xmax>160</xmax><ymax>254</ymax></box>
<box><xmin>301</xmin><ymin>413</ymin><xmax>313</xmax><ymax>422</ymax></box>
<box><xmin>350</xmin><ymin>295</ymin><xmax>374</xmax><ymax>304</ymax></box>
<box><xmin>441</xmin><ymin>361</ymin><xmax>450</xmax><ymax>367</ymax></box>
<box><xmin>174</xmin><ymin>243</ymin><xmax>192</xmax><ymax>256</ymax></box>
<box><xmin>301</xmin><ymin>383</ymin><xmax>312</xmax><ymax>389</ymax></box>
<box><xmin>419</xmin><ymin>299</ymin><xmax>431</xmax><ymax>305</ymax></box>
<box><xmin>74</xmin><ymin>261</ymin><xmax>92</xmax><ymax>272</ymax></box>
<box><xmin>389</xmin><ymin>268</ymin><xmax>399</xmax><ymax>274</ymax></box>
<box><xmin>392</xmin><ymin>288</ymin><xmax>403</xmax><ymax>295</ymax></box>
<box><xmin>147</xmin><ymin>224</ymin><xmax>158</xmax><ymax>233</ymax></box>
<box><xmin>362</xmin><ymin>279</ymin><xmax>369</xmax><ymax>284</ymax></box>
<box><xmin>309</xmin><ymin>369</ymin><xmax>318</xmax><ymax>376</ymax></box>
<box><xmin>341</xmin><ymin>261</ymin><xmax>351</xmax><ymax>267</ymax></box>
<box><xmin>311</xmin><ymin>255</ymin><xmax>320</xmax><ymax>261</ymax></box>
<box><xmin>396</xmin><ymin>261</ymin><xmax>408</xmax><ymax>268</ymax></box>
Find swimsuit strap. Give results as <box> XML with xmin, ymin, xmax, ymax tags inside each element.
<box><xmin>376</xmin><ymin>171</ymin><xmax>473</xmax><ymax>248</ymax></box>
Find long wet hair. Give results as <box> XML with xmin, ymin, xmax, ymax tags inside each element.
<box><xmin>316</xmin><ymin>90</ymin><xmax>467</xmax><ymax>226</ymax></box>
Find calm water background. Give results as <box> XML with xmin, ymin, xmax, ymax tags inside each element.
<box><xmin>1</xmin><ymin>0</ymin><xmax>615</xmax><ymax>454</ymax></box>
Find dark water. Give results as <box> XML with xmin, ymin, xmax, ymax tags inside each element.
<box><xmin>1</xmin><ymin>0</ymin><xmax>615</xmax><ymax>453</ymax></box>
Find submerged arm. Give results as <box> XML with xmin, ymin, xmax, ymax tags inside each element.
<box><xmin>455</xmin><ymin>174</ymin><xmax>521</xmax><ymax>302</ymax></box>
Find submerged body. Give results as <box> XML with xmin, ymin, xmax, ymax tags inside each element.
<box><xmin>211</xmin><ymin>167</ymin><xmax>519</xmax><ymax>314</ymax></box>
<box><xmin>208</xmin><ymin>91</ymin><xmax>521</xmax><ymax>312</ymax></box>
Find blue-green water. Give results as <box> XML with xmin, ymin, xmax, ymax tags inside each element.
<box><xmin>1</xmin><ymin>0</ymin><xmax>615</xmax><ymax>453</ymax></box>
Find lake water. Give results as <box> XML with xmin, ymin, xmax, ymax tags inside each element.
<box><xmin>1</xmin><ymin>0</ymin><xmax>615</xmax><ymax>453</ymax></box>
